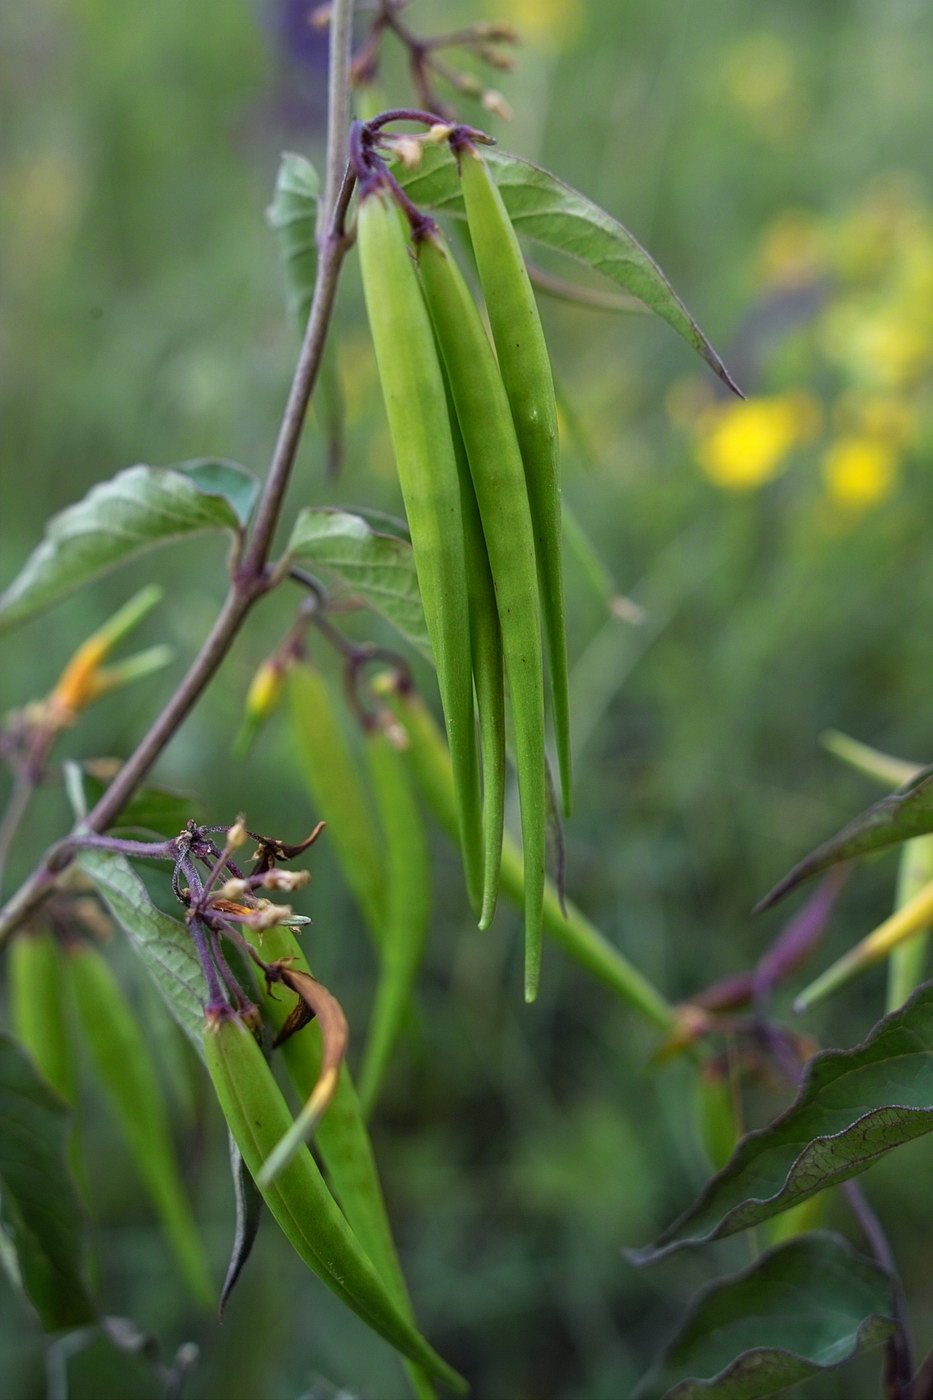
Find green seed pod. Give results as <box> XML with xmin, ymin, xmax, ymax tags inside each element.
<box><xmin>9</xmin><ymin>927</ymin><xmax>77</xmax><ymax>1106</ymax></box>
<box><xmin>203</xmin><ymin>1007</ymin><xmax>464</xmax><ymax>1391</ymax></box>
<box><xmin>287</xmin><ymin>663</ymin><xmax>387</xmax><ymax>942</ymax></box>
<box><xmin>68</xmin><ymin>941</ymin><xmax>212</xmax><ymax>1306</ymax></box>
<box><xmin>245</xmin><ymin>924</ymin><xmax>435</xmax><ymax>1400</ymax></box>
<box><xmin>358</xmin><ymin>723</ymin><xmax>431</xmax><ymax>1117</ymax></box>
<box><xmin>357</xmin><ymin>183</ymin><xmax>484</xmax><ymax>917</ymax></box>
<box><xmin>458</xmin><ymin>141</ymin><xmax>572</xmax><ymax>818</ymax></box>
<box><xmin>380</xmin><ymin>676</ymin><xmax>674</xmax><ymax>1029</ymax></box>
<box><xmin>417</xmin><ymin>223</ymin><xmax>547</xmax><ymax>1001</ymax></box>
<box><xmin>447</xmin><ymin>383</ymin><xmax>505</xmax><ymax>931</ymax></box>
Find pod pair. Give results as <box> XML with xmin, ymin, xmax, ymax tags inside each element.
<box><xmin>456</xmin><ymin>142</ymin><xmax>571</xmax><ymax>823</ymax></box>
<box><xmin>203</xmin><ymin>1005</ymin><xmax>463</xmax><ymax>1391</ymax></box>
<box><xmin>416</xmin><ymin>216</ymin><xmax>547</xmax><ymax>1001</ymax></box>
<box><xmin>243</xmin><ymin>921</ymin><xmax>435</xmax><ymax>1400</ymax></box>
<box><xmin>356</xmin><ymin>184</ymin><xmax>484</xmax><ymax>921</ymax></box>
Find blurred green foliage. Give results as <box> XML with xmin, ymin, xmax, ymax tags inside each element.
<box><xmin>2</xmin><ymin>0</ymin><xmax>933</xmax><ymax>1396</ymax></box>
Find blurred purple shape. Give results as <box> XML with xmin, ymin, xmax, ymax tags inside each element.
<box><xmin>754</xmin><ymin>864</ymin><xmax>850</xmax><ymax>1000</ymax></box>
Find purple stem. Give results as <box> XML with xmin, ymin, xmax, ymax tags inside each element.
<box><xmin>190</xmin><ymin>915</ymin><xmax>225</xmax><ymax>1010</ymax></box>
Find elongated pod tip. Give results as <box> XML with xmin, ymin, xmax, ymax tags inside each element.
<box><xmin>524</xmin><ymin>941</ymin><xmax>542</xmax><ymax>1003</ymax></box>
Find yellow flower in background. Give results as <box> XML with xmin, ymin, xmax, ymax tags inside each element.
<box><xmin>822</xmin><ymin>437</ymin><xmax>898</xmax><ymax>511</ymax></box>
<box><xmin>694</xmin><ymin>393</ymin><xmax>820</xmax><ymax>491</ymax></box>
<box><xmin>820</xmin><ymin>303</ymin><xmax>931</xmax><ymax>390</ymax></box>
<box><xmin>831</xmin><ymin>176</ymin><xmax>929</xmax><ymax>284</ymax></box>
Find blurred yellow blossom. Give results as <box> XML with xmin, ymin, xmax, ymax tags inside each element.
<box><xmin>822</xmin><ymin>437</ymin><xmax>898</xmax><ymax>511</ymax></box>
<box><xmin>694</xmin><ymin>393</ymin><xmax>820</xmax><ymax>490</ymax></box>
<box><xmin>830</xmin><ymin>177</ymin><xmax>930</xmax><ymax>284</ymax></box>
<box><xmin>822</xmin><ymin>304</ymin><xmax>930</xmax><ymax>389</ymax></box>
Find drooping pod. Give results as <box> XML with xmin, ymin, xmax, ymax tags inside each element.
<box><xmin>356</xmin><ymin>180</ymin><xmax>484</xmax><ymax>918</ymax></box>
<box><xmin>457</xmin><ymin>139</ymin><xmax>572</xmax><ymax>818</ymax></box>
<box><xmin>68</xmin><ymin>940</ymin><xmax>212</xmax><ymax>1305</ymax></box>
<box><xmin>9</xmin><ymin>926</ymin><xmax>77</xmax><ymax>1106</ymax></box>
<box><xmin>243</xmin><ymin>922</ymin><xmax>435</xmax><ymax>1400</ymax></box>
<box><xmin>203</xmin><ymin>1006</ymin><xmax>464</xmax><ymax>1391</ymax></box>
<box><xmin>287</xmin><ymin>662</ymin><xmax>387</xmax><ymax>943</ymax></box>
<box><xmin>358</xmin><ymin>721</ymin><xmax>431</xmax><ymax>1117</ymax></box>
<box><xmin>446</xmin><ymin>384</ymin><xmax>506</xmax><ymax>932</ymax></box>
<box><xmin>416</xmin><ymin>222</ymin><xmax>547</xmax><ymax>1001</ymax></box>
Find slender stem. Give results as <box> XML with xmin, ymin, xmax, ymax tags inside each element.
<box><xmin>191</xmin><ymin>915</ymin><xmax>226</xmax><ymax>1009</ymax></box>
<box><xmin>240</xmin><ymin>164</ymin><xmax>356</xmax><ymax>579</ymax></box>
<box><xmin>323</xmin><ymin>0</ymin><xmax>356</xmax><ymax>222</ymax></box>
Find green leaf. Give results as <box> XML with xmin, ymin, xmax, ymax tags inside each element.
<box><xmin>266</xmin><ymin>152</ymin><xmax>320</xmax><ymax>333</ymax></box>
<box><xmin>177</xmin><ymin>459</ymin><xmax>259</xmax><ymax>528</ymax></box>
<box><xmin>0</xmin><ymin>459</ymin><xmax>258</xmax><ymax>631</ymax></box>
<box><xmin>635</xmin><ymin>1234</ymin><xmax>896</xmax><ymax>1400</ymax></box>
<box><xmin>0</xmin><ymin>1031</ymin><xmax>96</xmax><ymax>1330</ymax></box>
<box><xmin>633</xmin><ymin>984</ymin><xmax>933</xmax><ymax>1263</ymax></box>
<box><xmin>285</xmin><ymin>508</ymin><xmax>432</xmax><ymax>660</ymax></box>
<box><xmin>757</xmin><ymin>762</ymin><xmax>933</xmax><ymax>912</ymax></box>
<box><xmin>74</xmin><ymin>848</ymin><xmax>206</xmax><ymax>1053</ymax></box>
<box><xmin>395</xmin><ymin>145</ymin><xmax>739</xmax><ymax>394</ymax></box>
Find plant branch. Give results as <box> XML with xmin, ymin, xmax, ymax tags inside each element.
<box><xmin>0</xmin><ymin>23</ymin><xmax>359</xmax><ymax>950</ymax></box>
<box><xmin>323</xmin><ymin>0</ymin><xmax>356</xmax><ymax>223</ymax></box>
<box><xmin>240</xmin><ymin>162</ymin><xmax>355</xmax><ymax>578</ymax></box>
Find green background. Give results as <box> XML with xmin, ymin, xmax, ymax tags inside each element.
<box><xmin>2</xmin><ymin>1</ymin><xmax>933</xmax><ymax>1396</ymax></box>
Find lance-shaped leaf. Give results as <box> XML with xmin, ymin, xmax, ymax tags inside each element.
<box><xmin>0</xmin><ymin>1032</ymin><xmax>96</xmax><ymax>1330</ymax></box>
<box><xmin>635</xmin><ymin>1233</ymin><xmax>896</xmax><ymax>1400</ymax></box>
<box><xmin>286</xmin><ymin>508</ymin><xmax>432</xmax><ymax>660</ymax></box>
<box><xmin>633</xmin><ymin>983</ymin><xmax>933</xmax><ymax>1262</ymax></box>
<box><xmin>757</xmin><ymin>761</ymin><xmax>933</xmax><ymax>912</ymax></box>
<box><xmin>0</xmin><ymin>459</ymin><xmax>259</xmax><ymax>631</ymax></box>
<box><xmin>395</xmin><ymin>145</ymin><xmax>739</xmax><ymax>394</ymax></box>
<box><xmin>75</xmin><ymin>848</ymin><xmax>206</xmax><ymax>1053</ymax></box>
